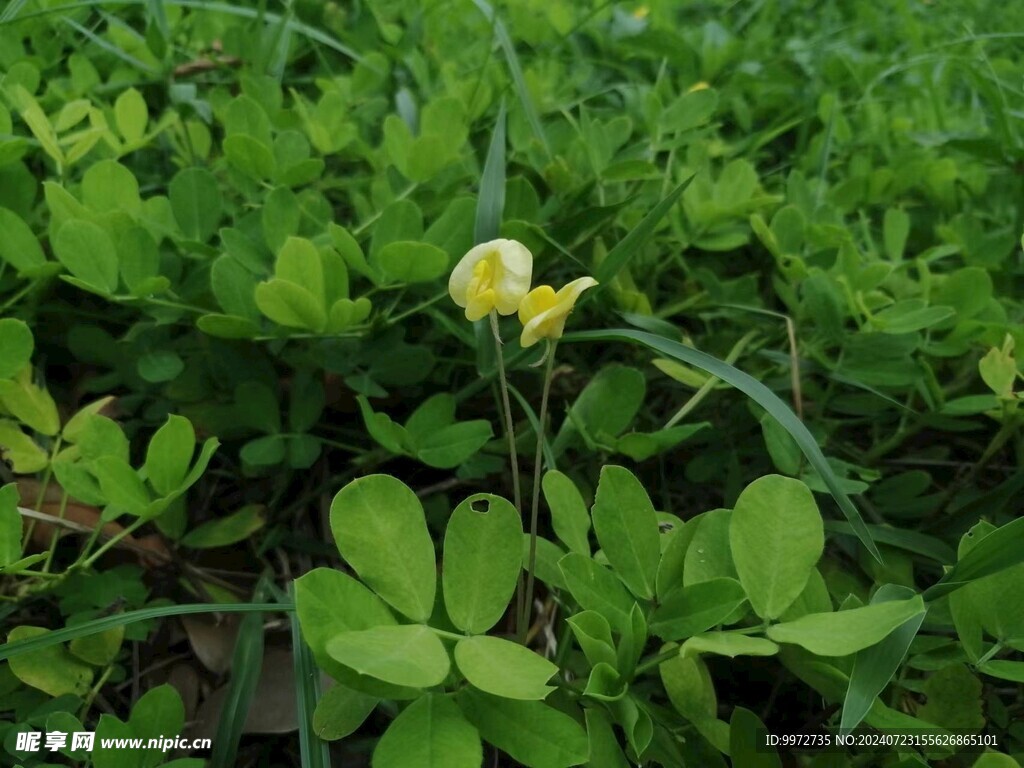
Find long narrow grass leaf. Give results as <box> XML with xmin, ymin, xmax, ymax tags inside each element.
<box><xmin>592</xmin><ymin>175</ymin><xmax>695</xmax><ymax>286</ymax></box>
<box><xmin>209</xmin><ymin>579</ymin><xmax>271</xmax><ymax>768</ymax></box>
<box><xmin>471</xmin><ymin>0</ymin><xmax>550</xmax><ymax>157</ymax></box>
<box><xmin>923</xmin><ymin>516</ymin><xmax>1024</xmax><ymax>601</ymax></box>
<box><xmin>0</xmin><ymin>602</ymin><xmax>292</xmax><ymax>662</ymax></box>
<box><xmin>475</xmin><ymin>100</ymin><xmax>506</xmax><ymax>244</ymax></box>
<box><xmin>290</xmin><ymin>584</ymin><xmax>330</xmax><ymax>768</ymax></box>
<box><xmin>841</xmin><ymin>585</ymin><xmax>925</xmax><ymax>734</ymax></box>
<box><xmin>562</xmin><ymin>328</ymin><xmax>882</xmax><ymax>562</ymax></box>
<box><xmin>0</xmin><ymin>0</ymin><xmax>363</xmax><ymax>63</ymax></box>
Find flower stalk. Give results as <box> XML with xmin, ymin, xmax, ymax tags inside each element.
<box><xmin>520</xmin><ymin>339</ymin><xmax>557</xmax><ymax>642</ymax></box>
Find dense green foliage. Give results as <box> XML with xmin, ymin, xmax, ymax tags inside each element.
<box><xmin>0</xmin><ymin>0</ymin><xmax>1023</xmax><ymax>766</ymax></box>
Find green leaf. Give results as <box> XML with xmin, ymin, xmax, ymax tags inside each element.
<box><xmin>442</xmin><ymin>493</ymin><xmax>522</xmax><ymax>634</ymax></box>
<box><xmin>455</xmin><ymin>636</ymin><xmax>557</xmax><ymax>700</ymax></box>
<box><xmin>415</xmin><ymin>420</ymin><xmax>493</xmax><ymax>469</ymax></box>
<box><xmin>650</xmin><ymin>578</ymin><xmax>748</xmax><ymax>641</ymax></box>
<box><xmin>330</xmin><ymin>475</ymin><xmax>436</xmax><ymax>622</ymax></box>
<box><xmin>660</xmin><ymin>653</ymin><xmax>720</xmax><ymax>733</ymax></box>
<box><xmin>374</xmin><ymin>241</ymin><xmax>449</xmax><ymax>283</ymax></box>
<box><xmin>7</xmin><ymin>626</ymin><xmax>93</xmax><ymax>697</ymax></box>
<box><xmin>0</xmin><ymin>369</ymin><xmax>60</xmax><ymax>436</ymax></box>
<box><xmin>114</xmin><ymin>86</ymin><xmax>148</xmax><ymax>145</ymax></box>
<box><xmin>75</xmin><ymin>414</ymin><xmax>129</xmax><ymax>462</ymax></box>
<box><xmin>841</xmin><ymin>584</ymin><xmax>925</xmax><ymax>734</ymax></box>
<box><xmin>405</xmin><ymin>393</ymin><xmax>456</xmax><ymax>441</ymax></box>
<box><xmin>553</xmin><ymin>365</ymin><xmax>645</xmax><ymax>456</ymax></box>
<box><xmin>563</xmin><ymin>329</ymin><xmax>881</xmax><ymax>562</ymax></box>
<box><xmin>69</xmin><ymin>624</ymin><xmax>124</xmax><ymax>666</ymax></box>
<box><xmin>558</xmin><ymin>552</ymin><xmax>636</xmax><ymax>633</ymax></box>
<box><xmin>329</xmin><ymin>222</ymin><xmax>378</xmax><ymax>283</ymax></box>
<box><xmin>592</xmin><ymin>175</ymin><xmax>695</xmax><ymax>286</ymax></box>
<box><xmin>356</xmin><ymin>396</ymin><xmax>414</xmax><ymax>456</ymax></box>
<box><xmin>0</xmin><ymin>483</ymin><xmax>22</xmax><ymax>566</ymax></box>
<box><xmin>591</xmin><ymin>465</ymin><xmax>661</xmax><ymax>600</ymax></box>
<box><xmin>312</xmin><ymin>682</ymin><xmax>378</xmax><ymax>741</ymax></box>
<box><xmin>224</xmin><ymin>134</ymin><xmax>276</xmax><ymax>180</ymax></box>
<box><xmin>170</xmin><ymin>167</ymin><xmax>222</xmax><ymax>242</ymax></box>
<box><xmin>566</xmin><ymin>611</ymin><xmax>617</xmax><ymax>670</ymax></box>
<box><xmin>730</xmin><ymin>475</ymin><xmax>824</xmax><ymax>620</ymax></box>
<box><xmin>883</xmin><ymin>207</ymin><xmax>910</xmax><ymax>261</ymax></box>
<box><xmin>474</xmin><ymin>100</ymin><xmax>506</xmax><ymax>243</ymax></box>
<box><xmin>82</xmin><ymin>160</ymin><xmax>141</xmax><ymax>215</ymax></box>
<box><xmin>137</xmin><ymin>350</ymin><xmax>185</xmax><ymax>383</ymax></box>
<box><xmin>53</xmin><ymin>219</ymin><xmax>119</xmax><ymax>294</ymax></box>
<box><xmin>143</xmin><ymin>414</ymin><xmax>195</xmax><ymax>496</ymax></box>
<box><xmin>0</xmin><ymin>420</ymin><xmax>47</xmax><ymax>473</ymax></box>
<box><xmin>91</xmin><ymin>456</ymin><xmax>151</xmax><ymax>516</ymax></box>
<box><xmin>924</xmin><ymin>517</ymin><xmax>1024</xmax><ymax>601</ymax></box>
<box><xmin>542</xmin><ymin>470</ymin><xmax>591</xmax><ymax>556</ymax></box>
<box><xmin>197</xmin><ymin>314</ymin><xmax>261</xmax><ymax>339</ymax></box>
<box><xmin>730</xmin><ymin>707</ymin><xmax>781</xmax><ymax>768</ymax></box>
<box><xmin>979</xmin><ymin>660</ymin><xmax>1024</xmax><ymax>683</ymax></box>
<box><xmin>458</xmin><ymin>689</ymin><xmax>588</xmax><ymax>768</ymax></box>
<box><xmin>0</xmin><ymin>319</ymin><xmax>32</xmax><ymax>381</ymax></box>
<box><xmin>872</xmin><ymin>300</ymin><xmax>955</xmax><ymax>334</ymax></box>
<box><xmin>0</xmin><ymin>207</ymin><xmax>46</xmax><ymax>274</ymax></box>
<box><xmin>326</xmin><ymin>625</ymin><xmax>450</xmax><ymax>688</ymax></box>
<box><xmin>612</xmin><ymin>424</ymin><xmax>708</xmax><ymax>461</ymax></box>
<box><xmin>374</xmin><ymin>694</ymin><xmax>481</xmax><ymax>768</ymax></box>
<box><xmin>276</xmin><ymin>236</ymin><xmax>325</xmax><ymax>305</ymax></box>
<box><xmin>181</xmin><ymin>505</ymin><xmax>264</xmax><ymax>549</ymax></box>
<box><xmin>584</xmin><ymin>709</ymin><xmax>631</xmax><ymax>768</ymax></box>
<box><xmin>680</xmin><ymin>632</ymin><xmax>779</xmax><ymax>659</ymax></box>
<box><xmin>917</xmin><ymin>663</ymin><xmax>985</xmax><ymax>732</ymax></box>
<box><xmin>255</xmin><ymin>278</ymin><xmax>327</xmax><ymax>332</ymax></box>
<box><xmin>767</xmin><ymin>596</ymin><xmax>926</xmax><ymax>656</ymax></box>
<box><xmin>294</xmin><ymin>568</ymin><xmax>418</xmax><ymax>699</ymax></box>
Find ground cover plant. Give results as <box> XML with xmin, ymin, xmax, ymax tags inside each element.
<box><xmin>0</xmin><ymin>0</ymin><xmax>1023</xmax><ymax>766</ymax></box>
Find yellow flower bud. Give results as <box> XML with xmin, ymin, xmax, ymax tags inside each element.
<box><xmin>448</xmin><ymin>239</ymin><xmax>533</xmax><ymax>322</ymax></box>
<box><xmin>518</xmin><ymin>277</ymin><xmax>598</xmax><ymax>348</ymax></box>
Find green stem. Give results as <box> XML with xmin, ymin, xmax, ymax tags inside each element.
<box><xmin>22</xmin><ymin>437</ymin><xmax>61</xmax><ymax>556</ymax></box>
<box><xmin>633</xmin><ymin>646</ymin><xmax>679</xmax><ymax>678</ymax></box>
<box><xmin>80</xmin><ymin>518</ymin><xmax>147</xmax><ymax>570</ymax></box>
<box><xmin>79</xmin><ymin>664</ymin><xmax>114</xmax><ymax>721</ymax></box>
<box><xmin>41</xmin><ymin>490</ymin><xmax>70</xmax><ymax>573</ymax></box>
<box><xmin>975</xmin><ymin>641</ymin><xmax>1004</xmax><ymax>668</ymax></box>
<box><xmin>489</xmin><ymin>311</ymin><xmax>526</xmax><ymax>638</ymax></box>
<box><xmin>521</xmin><ymin>340</ymin><xmax>557</xmax><ymax>643</ymax></box>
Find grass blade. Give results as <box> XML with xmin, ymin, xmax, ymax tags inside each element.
<box><xmin>841</xmin><ymin>584</ymin><xmax>925</xmax><ymax>734</ymax></box>
<box><xmin>0</xmin><ymin>0</ymin><xmax>363</xmax><ymax>63</ymax></box>
<box><xmin>824</xmin><ymin>521</ymin><xmax>955</xmax><ymax>564</ymax></box>
<box><xmin>0</xmin><ymin>602</ymin><xmax>292</xmax><ymax>662</ymax></box>
<box><xmin>474</xmin><ymin>100</ymin><xmax>506</xmax><ymax>244</ymax></box>
<box><xmin>471</xmin><ymin>0</ymin><xmax>550</xmax><ymax>157</ymax></box>
<box><xmin>209</xmin><ymin>579</ymin><xmax>271</xmax><ymax>768</ymax></box>
<box><xmin>923</xmin><ymin>516</ymin><xmax>1024</xmax><ymax>601</ymax></box>
<box><xmin>592</xmin><ymin>174</ymin><xmax>695</xmax><ymax>287</ymax></box>
<box><xmin>562</xmin><ymin>327</ymin><xmax>883</xmax><ymax>562</ymax></box>
<box><xmin>290</xmin><ymin>583</ymin><xmax>331</xmax><ymax>768</ymax></box>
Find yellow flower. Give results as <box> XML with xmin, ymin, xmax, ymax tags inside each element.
<box><xmin>448</xmin><ymin>239</ymin><xmax>533</xmax><ymax>322</ymax></box>
<box><xmin>518</xmin><ymin>277</ymin><xmax>598</xmax><ymax>348</ymax></box>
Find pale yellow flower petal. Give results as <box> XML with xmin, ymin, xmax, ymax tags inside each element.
<box><xmin>518</xmin><ymin>277</ymin><xmax>597</xmax><ymax>348</ymax></box>
<box><xmin>448</xmin><ymin>238</ymin><xmax>533</xmax><ymax>320</ymax></box>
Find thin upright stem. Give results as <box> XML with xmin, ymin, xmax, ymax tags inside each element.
<box><xmin>521</xmin><ymin>340</ymin><xmax>556</xmax><ymax>642</ymax></box>
<box><xmin>489</xmin><ymin>311</ymin><xmax>526</xmax><ymax>638</ymax></box>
